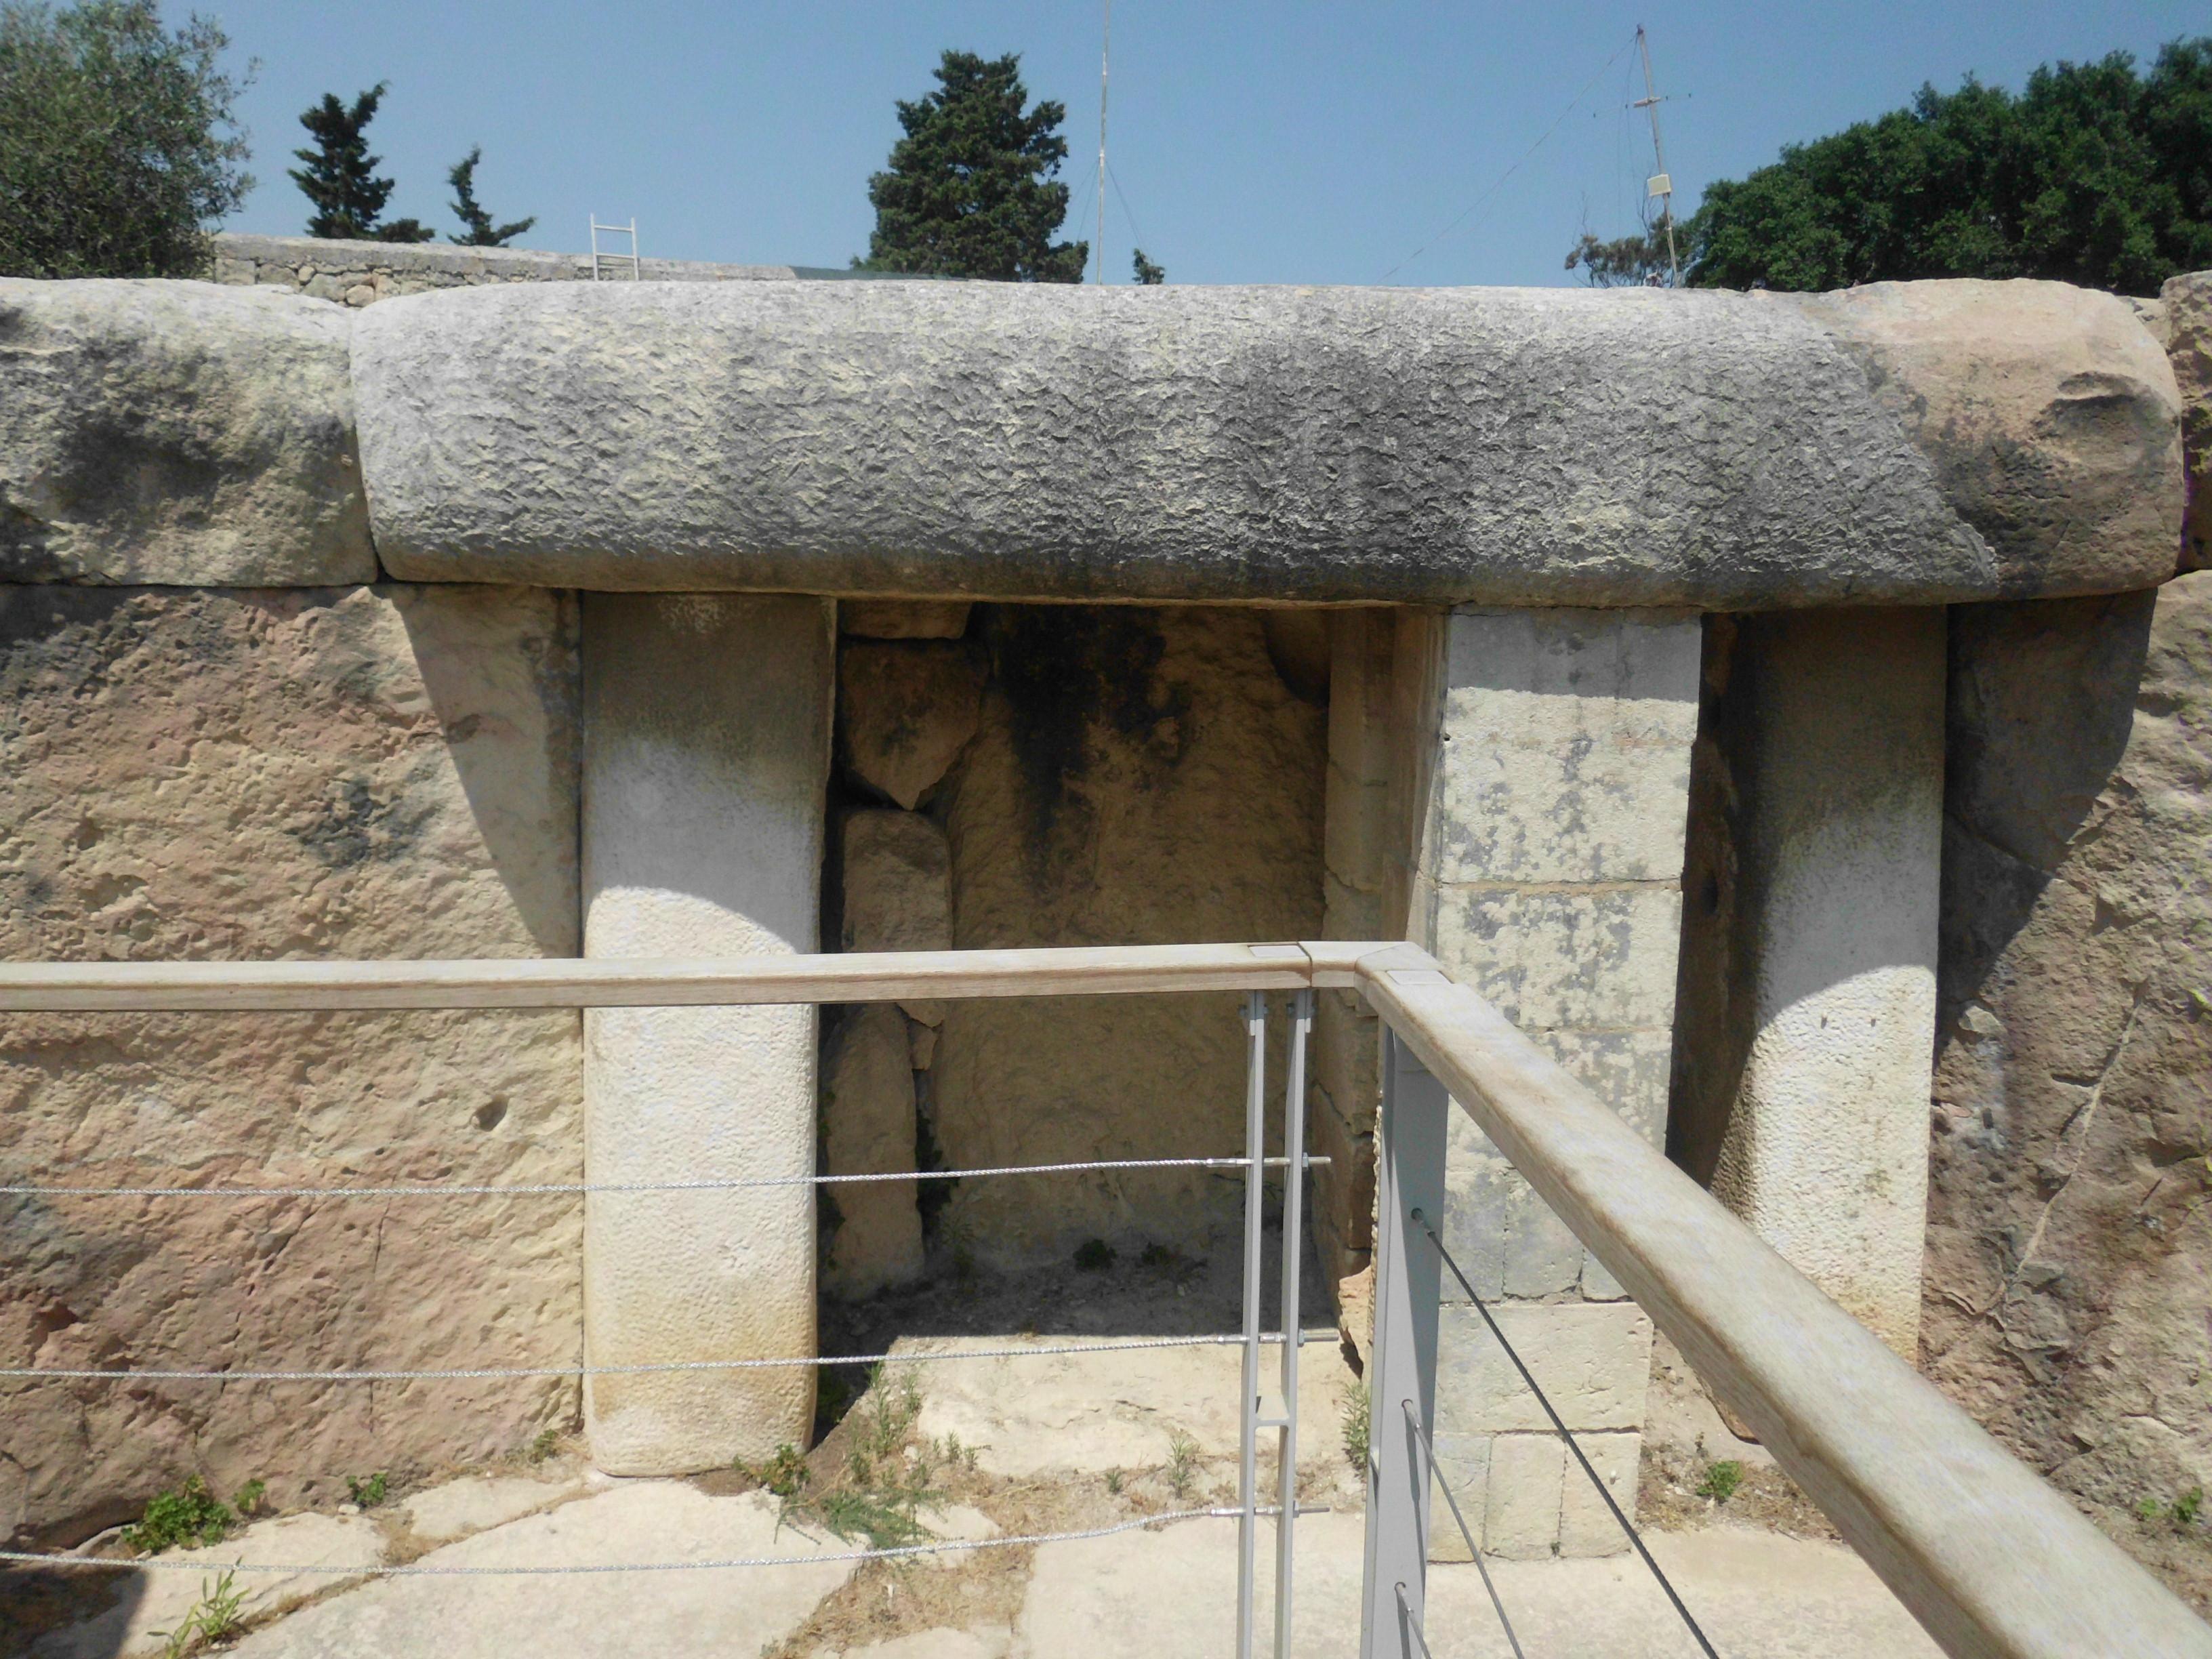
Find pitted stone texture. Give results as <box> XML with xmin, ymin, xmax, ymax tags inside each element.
<box><xmin>1414</xmin><ymin>877</ymin><xmax>1685</xmax><ymax>1035</ymax></box>
<box><xmin>840</xmin><ymin>641</ymin><xmax>985</xmax><ymax>808</ymax></box>
<box><xmin>0</xmin><ymin>584</ymin><xmax>581</xmax><ymax>1547</ymax></box>
<box><xmin>0</xmin><ymin>281</ymin><xmax>372</xmax><ymax>584</ymax></box>
<box><xmin>930</xmin><ymin>607</ymin><xmax>1323</xmax><ymax>1261</ymax></box>
<box><xmin>841</xmin><ymin>810</ymin><xmax>954</xmax><ymax>954</ymax></box>
<box><xmin>822</xmin><ymin>1004</ymin><xmax>924</xmax><ymax>1300</ymax></box>
<box><xmin>1435</xmin><ymin>1304</ymin><xmax>1654</xmax><ymax>1435</ymax></box>
<box><xmin>349</xmin><ymin>278</ymin><xmax>2173</xmax><ymax>606</ymax></box>
<box><xmin>841</xmin><ymin>599</ymin><xmax>973</xmax><ymax>639</ymax></box>
<box><xmin>2164</xmin><ymin>271</ymin><xmax>2212</xmax><ymax>571</ymax></box>
<box><xmin>1692</xmin><ymin>610</ymin><xmax>1946</xmax><ymax>1358</ymax></box>
<box><xmin>1788</xmin><ymin>279</ymin><xmax>2184</xmax><ymax>595</ymax></box>
<box><xmin>1927</xmin><ymin>575</ymin><xmax>2212</xmax><ymax>1553</ymax></box>
<box><xmin>581</xmin><ymin>594</ymin><xmax>832</xmax><ymax>1474</ymax></box>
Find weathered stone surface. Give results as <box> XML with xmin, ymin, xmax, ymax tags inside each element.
<box><xmin>841</xmin><ymin>598</ymin><xmax>973</xmax><ymax>639</ymax></box>
<box><xmin>1927</xmin><ymin>575</ymin><xmax>2212</xmax><ymax>1565</ymax></box>
<box><xmin>0</xmin><ymin>281</ymin><xmax>373</xmax><ymax>584</ymax></box>
<box><xmin>822</xmin><ymin>1004</ymin><xmax>924</xmax><ymax>1300</ymax></box>
<box><xmin>224</xmin><ymin>1484</ymin><xmax>855</xmax><ymax>1658</ymax></box>
<box><xmin>2164</xmin><ymin>271</ymin><xmax>2212</xmax><ymax>571</ymax></box>
<box><xmin>929</xmin><ymin>607</ymin><xmax>1324</xmax><ymax>1260</ymax></box>
<box><xmin>0</xmin><ymin>584</ymin><xmax>581</xmax><ymax>1547</ymax></box>
<box><xmin>1435</xmin><ymin>1304</ymin><xmax>1654</xmax><ymax>1435</ymax></box>
<box><xmin>841</xmin><ymin>641</ymin><xmax>985</xmax><ymax>808</ymax></box>
<box><xmin>1788</xmin><ymin>279</ymin><xmax>2184</xmax><ymax>596</ymax></box>
<box><xmin>396</xmin><ymin>1473</ymin><xmax>576</xmax><ymax>1543</ymax></box>
<box><xmin>1675</xmin><ymin>609</ymin><xmax>1946</xmax><ymax>1357</ymax></box>
<box><xmin>841</xmin><ymin>809</ymin><xmax>954</xmax><ymax>954</ymax></box>
<box><xmin>580</xmin><ymin>594</ymin><xmax>832</xmax><ymax>1474</ymax></box>
<box><xmin>354</xmin><ymin>278</ymin><xmax>2177</xmax><ymax>606</ymax></box>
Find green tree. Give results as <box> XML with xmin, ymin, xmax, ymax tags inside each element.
<box><xmin>1132</xmin><ymin>248</ymin><xmax>1165</xmax><ymax>284</ymax></box>
<box><xmin>446</xmin><ymin>146</ymin><xmax>535</xmax><ymax>246</ymax></box>
<box><xmin>1564</xmin><ymin>213</ymin><xmax>1679</xmax><ymax>287</ymax></box>
<box><xmin>290</xmin><ymin>81</ymin><xmax>430</xmax><ymax>242</ymax></box>
<box><xmin>1679</xmin><ymin>37</ymin><xmax>2212</xmax><ymax>295</ymax></box>
<box><xmin>0</xmin><ymin>0</ymin><xmax>252</xmax><ymax>279</ymax></box>
<box><xmin>857</xmin><ymin>49</ymin><xmax>1086</xmax><ymax>281</ymax></box>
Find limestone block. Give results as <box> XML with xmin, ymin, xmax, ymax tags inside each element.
<box><xmin>1313</xmin><ymin>991</ymin><xmax>1379</xmax><ymax>1136</ymax></box>
<box><xmin>840</xmin><ymin>640</ymin><xmax>985</xmax><ymax>808</ymax></box>
<box><xmin>842</xmin><ymin>598</ymin><xmax>972</xmax><ymax>638</ymax></box>
<box><xmin>1427</xmin><ymin>1431</ymin><xmax>1491</xmax><ymax>1563</ymax></box>
<box><xmin>1441</xmin><ymin>1107</ymin><xmax>1583</xmax><ymax>1300</ymax></box>
<box><xmin>0</xmin><ymin>583</ymin><xmax>581</xmax><ymax>1546</ymax></box>
<box><xmin>397</xmin><ymin>1474</ymin><xmax>575</xmax><ymax>1544</ymax></box>
<box><xmin>840</xmin><ymin>809</ymin><xmax>953</xmax><ymax>952</ymax></box>
<box><xmin>1434</xmin><ymin>1304</ymin><xmax>1653</xmax><ymax>1435</ymax></box>
<box><xmin>1483</xmin><ymin>1432</ymin><xmax>1566</xmax><ymax>1559</ymax></box>
<box><xmin>581</xmin><ymin>594</ymin><xmax>832</xmax><ymax>1474</ymax></box>
<box><xmin>1698</xmin><ymin>609</ymin><xmax>1945</xmax><ymax>1357</ymax></box>
<box><xmin>1790</xmin><ymin>279</ymin><xmax>2184</xmax><ymax>594</ymax></box>
<box><xmin>1927</xmin><ymin>575</ymin><xmax>2212</xmax><ymax>1530</ymax></box>
<box><xmin>931</xmin><ymin>607</ymin><xmax>1324</xmax><ymax>1259</ymax></box>
<box><xmin>352</xmin><ymin>279</ymin><xmax>2176</xmax><ymax>605</ymax></box>
<box><xmin>0</xmin><ymin>280</ymin><xmax>373</xmax><ymax>584</ymax></box>
<box><xmin>1308</xmin><ymin>1080</ymin><xmax>1374</xmax><ymax>1273</ymax></box>
<box><xmin>2163</xmin><ymin>270</ymin><xmax>2212</xmax><ymax>571</ymax></box>
<box><xmin>1427</xmin><ymin>608</ymin><xmax>1701</xmax><ymax>885</ymax></box>
<box><xmin>1416</xmin><ymin>876</ymin><xmax>1684</xmax><ymax>1033</ymax></box>
<box><xmin>823</xmin><ymin>1004</ymin><xmax>924</xmax><ymax>1300</ymax></box>
<box><xmin>1556</xmin><ymin>1431</ymin><xmax>1639</xmax><ymax>1557</ymax></box>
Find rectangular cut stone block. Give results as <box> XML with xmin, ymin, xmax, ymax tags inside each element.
<box><xmin>1558</xmin><ymin>1431</ymin><xmax>1641</xmax><ymax>1557</ymax></box>
<box><xmin>1484</xmin><ymin>1433</ymin><xmax>1568</xmax><ymax>1559</ymax></box>
<box><xmin>1309</xmin><ymin>1080</ymin><xmax>1375</xmax><ymax>1269</ymax></box>
<box><xmin>1435</xmin><ymin>1303</ymin><xmax>1654</xmax><ymax>1435</ymax></box>
<box><xmin>1428</xmin><ymin>608</ymin><xmax>1702</xmax><ymax>885</ymax></box>
<box><xmin>1416</xmin><ymin>875</ymin><xmax>1685</xmax><ymax>1033</ymax></box>
<box><xmin>1427</xmin><ymin>1432</ymin><xmax>1492</xmax><ymax>1563</ymax></box>
<box><xmin>0</xmin><ymin>583</ymin><xmax>580</xmax><ymax>1539</ymax></box>
<box><xmin>581</xmin><ymin>593</ymin><xmax>832</xmax><ymax>1474</ymax></box>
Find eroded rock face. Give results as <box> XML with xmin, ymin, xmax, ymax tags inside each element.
<box><xmin>2163</xmin><ymin>272</ymin><xmax>2212</xmax><ymax>572</ymax></box>
<box><xmin>355</xmin><ymin>278</ymin><xmax>2171</xmax><ymax>607</ymax></box>
<box><xmin>0</xmin><ymin>584</ymin><xmax>581</xmax><ymax>1546</ymax></box>
<box><xmin>1929</xmin><ymin>574</ymin><xmax>2212</xmax><ymax>1561</ymax></box>
<box><xmin>1786</xmin><ymin>280</ymin><xmax>2184</xmax><ymax>598</ymax></box>
<box><xmin>840</xmin><ymin>642</ymin><xmax>985</xmax><ymax>809</ymax></box>
<box><xmin>840</xmin><ymin>811</ymin><xmax>954</xmax><ymax>955</ymax></box>
<box><xmin>0</xmin><ymin>281</ymin><xmax>373</xmax><ymax>585</ymax></box>
<box><xmin>930</xmin><ymin>606</ymin><xmax>1324</xmax><ymax>1261</ymax></box>
<box><xmin>821</xmin><ymin>1004</ymin><xmax>924</xmax><ymax>1300</ymax></box>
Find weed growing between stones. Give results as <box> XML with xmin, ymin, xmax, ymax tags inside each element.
<box><xmin>2139</xmin><ymin>1486</ymin><xmax>2205</xmax><ymax>1533</ymax></box>
<box><xmin>1340</xmin><ymin>1388</ymin><xmax>1370</xmax><ymax>1473</ymax></box>
<box><xmin>344</xmin><ymin>1471</ymin><xmax>390</xmax><ymax>1509</ymax></box>
<box><xmin>1166</xmin><ymin>1429</ymin><xmax>1202</xmax><ymax>1500</ymax></box>
<box><xmin>1696</xmin><ymin>1460</ymin><xmax>1745</xmax><ymax>1504</ymax></box>
<box><xmin>122</xmin><ymin>1476</ymin><xmax>260</xmax><ymax>1555</ymax></box>
<box><xmin>525</xmin><ymin>1428</ymin><xmax>560</xmax><ymax>1465</ymax></box>
<box><xmin>777</xmin><ymin>1364</ymin><xmax>949</xmax><ymax>1550</ymax></box>
<box><xmin>151</xmin><ymin>1570</ymin><xmax>244</xmax><ymax>1658</ymax></box>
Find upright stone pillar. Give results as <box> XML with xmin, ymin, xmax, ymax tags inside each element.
<box><xmin>1406</xmin><ymin>606</ymin><xmax>1702</xmax><ymax>1559</ymax></box>
<box><xmin>581</xmin><ymin>593</ymin><xmax>834</xmax><ymax>1475</ymax></box>
<box><xmin>1696</xmin><ymin>609</ymin><xmax>1944</xmax><ymax>1357</ymax></box>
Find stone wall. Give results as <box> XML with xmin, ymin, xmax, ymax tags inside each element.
<box><xmin>1928</xmin><ymin>575</ymin><xmax>2212</xmax><ymax>1599</ymax></box>
<box><xmin>207</xmin><ymin>232</ymin><xmax>860</xmax><ymax>306</ymax></box>
<box><xmin>0</xmin><ymin>583</ymin><xmax>581</xmax><ymax>1545</ymax></box>
<box><xmin>821</xmin><ymin>602</ymin><xmax>1326</xmax><ymax>1282</ymax></box>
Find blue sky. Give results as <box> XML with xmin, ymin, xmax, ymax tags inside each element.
<box><xmin>182</xmin><ymin>1</ymin><xmax>2204</xmax><ymax>287</ymax></box>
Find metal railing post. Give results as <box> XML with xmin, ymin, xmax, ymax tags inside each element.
<box><xmin>1359</xmin><ymin>1026</ymin><xmax>1449</xmax><ymax>1658</ymax></box>
<box><xmin>1237</xmin><ymin>989</ymin><xmax>1268</xmax><ymax>1659</ymax></box>
<box><xmin>1273</xmin><ymin>987</ymin><xmax>1313</xmax><ymax>1658</ymax></box>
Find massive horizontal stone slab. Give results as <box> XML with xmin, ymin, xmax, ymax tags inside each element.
<box><xmin>351</xmin><ymin>276</ymin><xmax>2179</xmax><ymax>605</ymax></box>
<box><xmin>0</xmin><ymin>280</ymin><xmax>373</xmax><ymax>583</ymax></box>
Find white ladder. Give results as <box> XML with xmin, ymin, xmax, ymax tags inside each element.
<box><xmin>589</xmin><ymin>218</ymin><xmax>639</xmax><ymax>281</ymax></box>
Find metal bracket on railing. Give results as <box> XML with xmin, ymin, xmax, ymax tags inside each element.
<box><xmin>1359</xmin><ymin>1029</ymin><xmax>1449</xmax><ymax>1659</ymax></box>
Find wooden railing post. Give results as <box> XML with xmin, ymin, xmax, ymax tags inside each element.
<box><xmin>1359</xmin><ymin>1023</ymin><xmax>1450</xmax><ymax>1658</ymax></box>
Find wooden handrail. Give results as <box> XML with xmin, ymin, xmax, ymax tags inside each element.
<box><xmin>0</xmin><ymin>942</ymin><xmax>1381</xmax><ymax>1012</ymax></box>
<box><xmin>1355</xmin><ymin>941</ymin><xmax>2212</xmax><ymax>1659</ymax></box>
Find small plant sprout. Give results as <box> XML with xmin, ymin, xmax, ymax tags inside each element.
<box><xmin>123</xmin><ymin>1476</ymin><xmax>238</xmax><ymax>1555</ymax></box>
<box><xmin>1340</xmin><ymin>1389</ymin><xmax>1371</xmax><ymax>1474</ymax></box>
<box><xmin>231</xmin><ymin>1478</ymin><xmax>266</xmax><ymax>1518</ymax></box>
<box><xmin>1697</xmin><ymin>1460</ymin><xmax>1745</xmax><ymax>1503</ymax></box>
<box><xmin>2139</xmin><ymin>1486</ymin><xmax>2204</xmax><ymax>1532</ymax></box>
<box><xmin>344</xmin><ymin>1471</ymin><xmax>390</xmax><ymax>1508</ymax></box>
<box><xmin>1105</xmin><ymin>1467</ymin><xmax>1125</xmax><ymax>1496</ymax></box>
<box><xmin>152</xmin><ymin>1570</ymin><xmax>246</xmax><ymax>1658</ymax></box>
<box><xmin>527</xmin><ymin>1428</ymin><xmax>560</xmax><ymax>1464</ymax></box>
<box><xmin>741</xmin><ymin>1443</ymin><xmax>811</xmax><ymax>1499</ymax></box>
<box><xmin>1166</xmin><ymin>1429</ymin><xmax>1202</xmax><ymax>1500</ymax></box>
<box><xmin>1072</xmin><ymin>1237</ymin><xmax>1116</xmax><ymax>1271</ymax></box>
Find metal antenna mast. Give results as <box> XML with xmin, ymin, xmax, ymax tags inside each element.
<box><xmin>1631</xmin><ymin>24</ymin><xmax>1680</xmax><ymax>286</ymax></box>
<box><xmin>1095</xmin><ymin>0</ymin><xmax>1111</xmax><ymax>283</ymax></box>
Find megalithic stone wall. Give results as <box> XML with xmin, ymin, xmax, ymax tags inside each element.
<box><xmin>1396</xmin><ymin>607</ymin><xmax>1704</xmax><ymax>1560</ymax></box>
<box><xmin>579</xmin><ymin>594</ymin><xmax>834</xmax><ymax>1473</ymax></box>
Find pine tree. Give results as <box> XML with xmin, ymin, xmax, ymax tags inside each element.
<box><xmin>1131</xmin><ymin>249</ymin><xmax>1165</xmax><ymax>284</ymax></box>
<box><xmin>289</xmin><ymin>81</ymin><xmax>429</xmax><ymax>242</ymax></box>
<box><xmin>857</xmin><ymin>50</ymin><xmax>1086</xmax><ymax>281</ymax></box>
<box><xmin>446</xmin><ymin>146</ymin><xmax>535</xmax><ymax>246</ymax></box>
